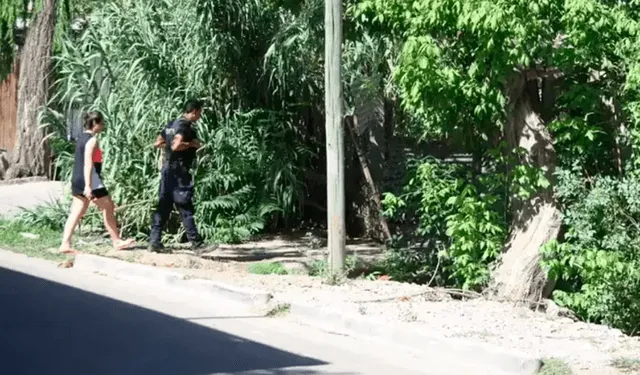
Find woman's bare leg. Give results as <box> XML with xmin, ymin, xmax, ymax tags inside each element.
<box><xmin>93</xmin><ymin>196</ymin><xmax>135</xmax><ymax>249</ymax></box>
<box><xmin>60</xmin><ymin>196</ymin><xmax>89</xmax><ymax>253</ymax></box>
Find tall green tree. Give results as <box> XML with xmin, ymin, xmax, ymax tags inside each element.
<box><xmin>357</xmin><ymin>0</ymin><xmax>640</xmax><ymax>301</ymax></box>
<box><xmin>0</xmin><ymin>0</ymin><xmax>97</xmax><ymax>80</ymax></box>
<box><xmin>0</xmin><ymin>0</ymin><xmax>21</xmax><ymax>81</ymax></box>
<box><xmin>0</xmin><ymin>0</ymin><xmax>97</xmax><ymax>178</ymax></box>
<box><xmin>7</xmin><ymin>0</ymin><xmax>57</xmax><ymax>178</ymax></box>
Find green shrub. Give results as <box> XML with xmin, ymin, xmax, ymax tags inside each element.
<box><xmin>381</xmin><ymin>157</ymin><xmax>505</xmax><ymax>289</ymax></box>
<box><xmin>13</xmin><ymin>198</ymin><xmax>71</xmax><ymax>231</ymax></box>
<box><xmin>542</xmin><ymin>169</ymin><xmax>640</xmax><ymax>334</ymax></box>
<box><xmin>307</xmin><ymin>255</ymin><xmax>360</xmax><ymax>278</ymax></box>
<box><xmin>0</xmin><ymin>220</ymin><xmax>66</xmax><ymax>261</ymax></box>
<box><xmin>247</xmin><ymin>262</ymin><xmax>288</xmax><ymax>275</ymax></box>
<box><xmin>42</xmin><ymin>0</ymin><xmax>314</xmax><ymax>244</ymax></box>
<box><xmin>538</xmin><ymin>358</ymin><xmax>574</xmax><ymax>375</ymax></box>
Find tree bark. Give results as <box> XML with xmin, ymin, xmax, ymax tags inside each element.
<box><xmin>601</xmin><ymin>96</ymin><xmax>625</xmax><ymax>176</ymax></box>
<box><xmin>5</xmin><ymin>0</ymin><xmax>56</xmax><ymax>179</ymax></box>
<box><xmin>346</xmin><ymin>115</ymin><xmax>392</xmax><ymax>241</ymax></box>
<box><xmin>489</xmin><ymin>73</ymin><xmax>562</xmax><ymax>303</ymax></box>
<box><xmin>347</xmin><ymin>74</ymin><xmax>389</xmax><ymax>241</ymax></box>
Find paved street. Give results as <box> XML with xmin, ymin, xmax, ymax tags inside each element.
<box><xmin>0</xmin><ymin>250</ymin><xmax>438</xmax><ymax>375</ymax></box>
<box><xmin>0</xmin><ymin>180</ymin><xmax>64</xmax><ymax>218</ymax></box>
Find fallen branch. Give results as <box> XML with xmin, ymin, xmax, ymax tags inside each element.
<box><xmin>352</xmin><ymin>288</ymin><xmax>579</xmax><ymax>320</ymax></box>
<box><xmin>352</xmin><ymin>287</ymin><xmax>482</xmax><ymax>304</ymax></box>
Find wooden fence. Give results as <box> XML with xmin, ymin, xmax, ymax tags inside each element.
<box><xmin>0</xmin><ymin>64</ymin><xmax>18</xmax><ymax>152</ymax></box>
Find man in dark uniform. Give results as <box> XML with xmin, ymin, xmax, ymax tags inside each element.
<box><xmin>150</xmin><ymin>99</ymin><xmax>205</xmax><ymax>254</ymax></box>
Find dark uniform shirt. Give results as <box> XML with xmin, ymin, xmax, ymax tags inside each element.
<box><xmin>161</xmin><ymin>117</ymin><xmax>198</xmax><ymax>169</ymax></box>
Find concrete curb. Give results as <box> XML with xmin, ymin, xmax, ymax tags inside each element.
<box><xmin>288</xmin><ymin>303</ymin><xmax>542</xmax><ymax>375</ymax></box>
<box><xmin>72</xmin><ymin>254</ymin><xmax>273</xmax><ymax>306</ymax></box>
<box><xmin>73</xmin><ymin>253</ymin><xmax>541</xmax><ymax>375</ymax></box>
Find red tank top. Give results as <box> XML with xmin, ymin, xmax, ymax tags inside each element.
<box><xmin>92</xmin><ymin>147</ymin><xmax>103</xmax><ymax>163</ymax></box>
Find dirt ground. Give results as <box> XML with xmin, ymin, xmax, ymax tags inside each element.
<box><xmin>91</xmin><ymin>232</ymin><xmax>384</xmax><ymax>275</ymax></box>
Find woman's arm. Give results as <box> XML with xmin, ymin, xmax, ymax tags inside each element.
<box><xmin>84</xmin><ymin>137</ymin><xmax>97</xmax><ymax>193</ymax></box>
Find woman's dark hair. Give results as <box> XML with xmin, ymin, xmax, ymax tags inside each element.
<box><xmin>83</xmin><ymin>111</ymin><xmax>104</xmax><ymax>130</ymax></box>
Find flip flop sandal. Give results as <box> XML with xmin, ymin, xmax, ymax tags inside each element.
<box><xmin>115</xmin><ymin>239</ymin><xmax>136</xmax><ymax>250</ymax></box>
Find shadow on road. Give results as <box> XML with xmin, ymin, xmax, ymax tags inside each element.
<box><xmin>0</xmin><ymin>267</ymin><xmax>334</xmax><ymax>375</ymax></box>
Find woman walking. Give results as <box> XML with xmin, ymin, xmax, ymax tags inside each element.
<box><xmin>59</xmin><ymin>111</ymin><xmax>135</xmax><ymax>253</ymax></box>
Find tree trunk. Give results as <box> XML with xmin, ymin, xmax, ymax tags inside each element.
<box><xmin>344</xmin><ymin>74</ymin><xmax>390</xmax><ymax>241</ymax></box>
<box><xmin>346</xmin><ymin>115</ymin><xmax>391</xmax><ymax>241</ymax></box>
<box><xmin>5</xmin><ymin>0</ymin><xmax>56</xmax><ymax>179</ymax></box>
<box><xmin>601</xmin><ymin>96</ymin><xmax>625</xmax><ymax>176</ymax></box>
<box><xmin>489</xmin><ymin>73</ymin><xmax>562</xmax><ymax>303</ymax></box>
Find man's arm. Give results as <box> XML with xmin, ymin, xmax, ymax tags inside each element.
<box><xmin>190</xmin><ymin>128</ymin><xmax>203</xmax><ymax>149</ymax></box>
<box><xmin>190</xmin><ymin>138</ymin><xmax>203</xmax><ymax>149</ymax></box>
<box><xmin>170</xmin><ymin>121</ymin><xmax>196</xmax><ymax>151</ymax></box>
<box><xmin>153</xmin><ymin>134</ymin><xmax>165</xmax><ymax>148</ymax></box>
<box><xmin>170</xmin><ymin>120</ymin><xmax>202</xmax><ymax>151</ymax></box>
<box><xmin>171</xmin><ymin>133</ymin><xmax>194</xmax><ymax>152</ymax></box>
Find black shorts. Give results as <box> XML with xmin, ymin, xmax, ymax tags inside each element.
<box><xmin>71</xmin><ymin>187</ymin><xmax>109</xmax><ymax>200</ymax></box>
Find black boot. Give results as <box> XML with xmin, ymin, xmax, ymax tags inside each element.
<box><xmin>149</xmin><ymin>242</ymin><xmax>166</xmax><ymax>253</ymax></box>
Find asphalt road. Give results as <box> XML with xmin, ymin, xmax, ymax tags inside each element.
<box><xmin>0</xmin><ymin>250</ymin><xmax>437</xmax><ymax>375</ymax></box>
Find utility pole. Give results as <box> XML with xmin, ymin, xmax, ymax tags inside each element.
<box><xmin>324</xmin><ymin>0</ymin><xmax>345</xmax><ymax>272</ymax></box>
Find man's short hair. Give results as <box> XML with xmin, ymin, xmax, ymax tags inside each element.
<box><xmin>183</xmin><ymin>99</ymin><xmax>204</xmax><ymax>114</ymax></box>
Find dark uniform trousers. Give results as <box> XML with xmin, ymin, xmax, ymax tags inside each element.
<box><xmin>149</xmin><ymin>163</ymin><xmax>201</xmax><ymax>244</ymax></box>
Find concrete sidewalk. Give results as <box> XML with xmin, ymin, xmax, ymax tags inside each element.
<box><xmin>0</xmin><ymin>179</ymin><xmax>65</xmax><ymax>217</ymax></box>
